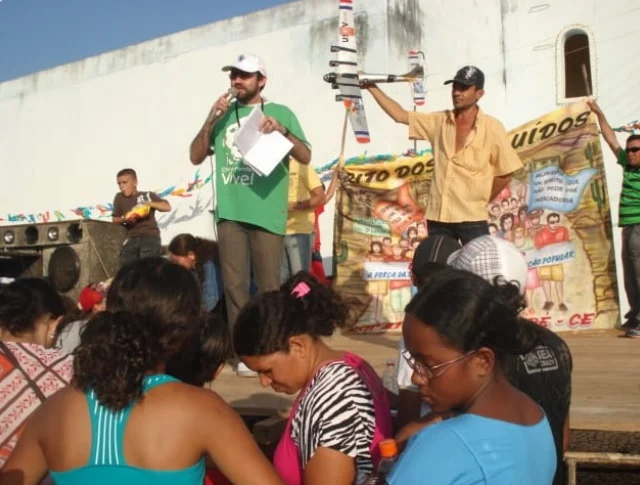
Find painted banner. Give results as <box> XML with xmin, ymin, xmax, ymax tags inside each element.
<box><xmin>332</xmin><ymin>151</ymin><xmax>433</xmax><ymax>332</ymax></box>
<box><xmin>333</xmin><ymin>101</ymin><xmax>619</xmax><ymax>333</ymax></box>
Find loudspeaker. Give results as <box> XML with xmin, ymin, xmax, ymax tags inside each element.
<box><xmin>0</xmin><ymin>220</ymin><xmax>126</xmax><ymax>298</ymax></box>
<box><xmin>0</xmin><ymin>220</ymin><xmax>87</xmax><ymax>248</ymax></box>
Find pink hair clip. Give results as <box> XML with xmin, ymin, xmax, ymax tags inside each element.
<box><xmin>291</xmin><ymin>282</ymin><xmax>311</xmax><ymax>299</ymax></box>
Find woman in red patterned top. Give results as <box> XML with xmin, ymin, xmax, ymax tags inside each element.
<box><xmin>0</xmin><ymin>278</ymin><xmax>72</xmax><ymax>467</ymax></box>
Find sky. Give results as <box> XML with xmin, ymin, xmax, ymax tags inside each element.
<box><xmin>0</xmin><ymin>0</ymin><xmax>294</xmax><ymax>83</ymax></box>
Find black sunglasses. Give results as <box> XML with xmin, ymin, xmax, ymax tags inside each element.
<box><xmin>626</xmin><ymin>147</ymin><xmax>640</xmax><ymax>154</ymax></box>
<box><xmin>229</xmin><ymin>70</ymin><xmax>255</xmax><ymax>80</ymax></box>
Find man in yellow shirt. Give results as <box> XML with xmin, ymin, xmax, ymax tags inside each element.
<box><xmin>282</xmin><ymin>160</ymin><xmax>325</xmax><ymax>281</ymax></box>
<box><xmin>364</xmin><ymin>65</ymin><xmax>523</xmax><ymax>244</ymax></box>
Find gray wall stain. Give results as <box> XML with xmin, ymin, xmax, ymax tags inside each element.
<box><xmin>387</xmin><ymin>0</ymin><xmax>425</xmax><ymax>56</ymax></box>
<box><xmin>309</xmin><ymin>11</ymin><xmax>371</xmax><ymax>65</ymax></box>
<box><xmin>499</xmin><ymin>0</ymin><xmax>514</xmax><ymax>89</ymax></box>
<box><xmin>502</xmin><ymin>0</ymin><xmax>520</xmax><ymax>14</ymax></box>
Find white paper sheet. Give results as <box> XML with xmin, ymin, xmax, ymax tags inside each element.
<box><xmin>234</xmin><ymin>106</ymin><xmax>294</xmax><ymax>176</ymax></box>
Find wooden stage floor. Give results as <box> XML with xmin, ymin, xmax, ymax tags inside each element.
<box><xmin>209</xmin><ymin>329</ymin><xmax>640</xmax><ymax>433</ymax></box>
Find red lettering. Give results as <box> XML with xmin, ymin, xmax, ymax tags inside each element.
<box><xmin>568</xmin><ymin>312</ymin><xmax>595</xmax><ymax>328</ymax></box>
<box><xmin>568</xmin><ymin>313</ymin><xmax>581</xmax><ymax>327</ymax></box>
<box><xmin>580</xmin><ymin>312</ymin><xmax>595</xmax><ymax>327</ymax></box>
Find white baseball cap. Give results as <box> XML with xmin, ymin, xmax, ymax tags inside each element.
<box><xmin>447</xmin><ymin>236</ymin><xmax>528</xmax><ymax>295</ymax></box>
<box><xmin>222</xmin><ymin>53</ymin><xmax>267</xmax><ymax>77</ymax></box>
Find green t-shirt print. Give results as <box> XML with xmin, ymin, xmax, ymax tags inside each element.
<box><xmin>211</xmin><ymin>101</ymin><xmax>308</xmax><ymax>236</ymax></box>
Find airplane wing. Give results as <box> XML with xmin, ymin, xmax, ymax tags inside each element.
<box><xmin>408</xmin><ymin>50</ymin><xmax>426</xmax><ymax>106</ymax></box>
<box><xmin>327</xmin><ymin>0</ymin><xmax>370</xmax><ymax>143</ymax></box>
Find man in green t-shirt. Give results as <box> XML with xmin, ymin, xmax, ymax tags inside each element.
<box><xmin>190</xmin><ymin>54</ymin><xmax>311</xmax><ymax>373</ymax></box>
<box><xmin>588</xmin><ymin>100</ymin><xmax>640</xmax><ymax>338</ymax></box>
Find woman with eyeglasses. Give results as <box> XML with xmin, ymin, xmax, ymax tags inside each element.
<box><xmin>388</xmin><ymin>268</ymin><xmax>556</xmax><ymax>485</ymax></box>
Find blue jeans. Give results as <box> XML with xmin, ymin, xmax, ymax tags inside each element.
<box><xmin>281</xmin><ymin>233</ymin><xmax>314</xmax><ymax>282</ymax></box>
<box><xmin>622</xmin><ymin>225</ymin><xmax>640</xmax><ymax>326</ymax></box>
<box><xmin>426</xmin><ymin>220</ymin><xmax>489</xmax><ymax>245</ymax></box>
<box><xmin>201</xmin><ymin>260</ymin><xmax>223</xmax><ymax>312</ymax></box>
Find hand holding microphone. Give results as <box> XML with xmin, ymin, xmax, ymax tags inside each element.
<box><xmin>191</xmin><ymin>87</ymin><xmax>239</xmax><ymax>165</ymax></box>
<box><xmin>210</xmin><ymin>87</ymin><xmax>238</xmax><ymax>122</ymax></box>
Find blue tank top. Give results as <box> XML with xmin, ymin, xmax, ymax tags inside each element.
<box><xmin>50</xmin><ymin>374</ymin><xmax>205</xmax><ymax>485</ymax></box>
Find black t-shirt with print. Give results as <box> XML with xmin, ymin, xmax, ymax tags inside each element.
<box><xmin>505</xmin><ymin>321</ymin><xmax>573</xmax><ymax>485</ymax></box>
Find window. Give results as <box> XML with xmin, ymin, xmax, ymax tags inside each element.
<box><xmin>556</xmin><ymin>25</ymin><xmax>597</xmax><ymax>103</ymax></box>
<box><xmin>565</xmin><ymin>33</ymin><xmax>592</xmax><ymax>97</ymax></box>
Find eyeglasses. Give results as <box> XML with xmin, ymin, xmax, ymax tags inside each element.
<box><xmin>401</xmin><ymin>349</ymin><xmax>477</xmax><ymax>380</ymax></box>
<box><xmin>626</xmin><ymin>147</ymin><xmax>640</xmax><ymax>154</ymax></box>
<box><xmin>229</xmin><ymin>70</ymin><xmax>255</xmax><ymax>80</ymax></box>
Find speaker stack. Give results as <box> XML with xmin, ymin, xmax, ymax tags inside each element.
<box><xmin>0</xmin><ymin>220</ymin><xmax>126</xmax><ymax>298</ymax></box>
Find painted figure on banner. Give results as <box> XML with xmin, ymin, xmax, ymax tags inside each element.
<box><xmin>483</xmin><ymin>101</ymin><xmax>618</xmax><ymax>332</ymax></box>
<box><xmin>498</xmin><ymin>213</ymin><xmax>515</xmax><ymax>242</ymax></box>
<box><xmin>511</xmin><ymin>223</ymin><xmax>542</xmax><ymax>318</ymax></box>
<box><xmin>534</xmin><ymin>213</ymin><xmax>570</xmax><ymax>313</ymax></box>
<box><xmin>365</xmin><ymin>239</ymin><xmax>389</xmax><ymax>322</ymax></box>
<box><xmin>332</xmin><ymin>151</ymin><xmax>434</xmax><ymax>332</ymax></box>
<box><xmin>490</xmin><ymin>167</ymin><xmax>577</xmax><ymax>317</ymax></box>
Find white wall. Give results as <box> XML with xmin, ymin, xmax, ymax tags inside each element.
<box><xmin>0</xmin><ymin>0</ymin><xmax>502</xmax><ymax>240</ymax></box>
<box><xmin>1</xmin><ymin>0</ymin><xmax>638</xmax><ymax>313</ymax></box>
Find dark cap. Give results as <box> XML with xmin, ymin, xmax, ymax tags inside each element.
<box><xmin>411</xmin><ymin>235</ymin><xmax>462</xmax><ymax>284</ymax></box>
<box><xmin>444</xmin><ymin>65</ymin><xmax>485</xmax><ymax>89</ymax></box>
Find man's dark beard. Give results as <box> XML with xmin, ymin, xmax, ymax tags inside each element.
<box><xmin>236</xmin><ymin>86</ymin><xmax>260</xmax><ymax>103</ymax></box>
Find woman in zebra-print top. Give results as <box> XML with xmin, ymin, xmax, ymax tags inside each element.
<box><xmin>234</xmin><ymin>272</ymin><xmax>393</xmax><ymax>485</ymax></box>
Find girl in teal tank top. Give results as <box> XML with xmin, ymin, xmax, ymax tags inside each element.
<box><xmin>50</xmin><ymin>374</ymin><xmax>205</xmax><ymax>484</ymax></box>
<box><xmin>1</xmin><ymin>258</ymin><xmax>282</xmax><ymax>485</ymax></box>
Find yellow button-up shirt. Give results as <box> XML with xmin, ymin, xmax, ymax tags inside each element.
<box><xmin>408</xmin><ymin>108</ymin><xmax>523</xmax><ymax>223</ymax></box>
<box><xmin>286</xmin><ymin>160</ymin><xmax>323</xmax><ymax>235</ymax></box>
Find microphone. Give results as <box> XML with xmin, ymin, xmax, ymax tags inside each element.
<box><xmin>214</xmin><ymin>87</ymin><xmax>238</xmax><ymax>119</ymax></box>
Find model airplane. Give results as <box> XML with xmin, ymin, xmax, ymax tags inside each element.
<box><xmin>324</xmin><ymin>0</ymin><xmax>370</xmax><ymax>144</ymax></box>
<box><xmin>323</xmin><ymin>1</ymin><xmax>426</xmax><ymax>143</ymax></box>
